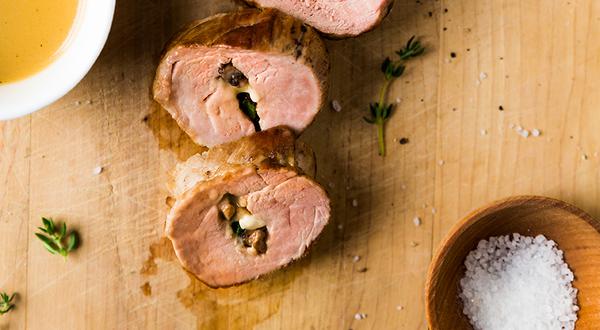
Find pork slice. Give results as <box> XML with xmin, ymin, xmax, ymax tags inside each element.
<box><xmin>166</xmin><ymin>127</ymin><xmax>330</xmax><ymax>287</ymax></box>
<box><xmin>166</xmin><ymin>167</ymin><xmax>329</xmax><ymax>287</ymax></box>
<box><xmin>153</xmin><ymin>9</ymin><xmax>328</xmax><ymax>147</ymax></box>
<box><xmin>246</xmin><ymin>0</ymin><xmax>394</xmax><ymax>37</ymax></box>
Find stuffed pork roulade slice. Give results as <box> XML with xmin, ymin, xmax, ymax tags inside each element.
<box><xmin>166</xmin><ymin>127</ymin><xmax>330</xmax><ymax>287</ymax></box>
<box><xmin>245</xmin><ymin>0</ymin><xmax>394</xmax><ymax>37</ymax></box>
<box><xmin>153</xmin><ymin>9</ymin><xmax>329</xmax><ymax>147</ymax></box>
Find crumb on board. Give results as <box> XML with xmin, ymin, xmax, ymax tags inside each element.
<box><xmin>438</xmin><ymin>160</ymin><xmax>445</xmax><ymax>166</ymax></box>
<box><xmin>352</xmin><ymin>199</ymin><xmax>358</xmax><ymax>207</ymax></box>
<box><xmin>353</xmin><ymin>255</ymin><xmax>361</xmax><ymax>263</ymax></box>
<box><xmin>396</xmin><ymin>305</ymin><xmax>404</xmax><ymax>311</ymax></box>
<box><xmin>354</xmin><ymin>313</ymin><xmax>367</xmax><ymax>320</ymax></box>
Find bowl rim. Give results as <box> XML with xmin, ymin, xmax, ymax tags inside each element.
<box><xmin>424</xmin><ymin>195</ymin><xmax>599</xmax><ymax>329</ymax></box>
<box><xmin>0</xmin><ymin>0</ymin><xmax>116</xmax><ymax>120</ymax></box>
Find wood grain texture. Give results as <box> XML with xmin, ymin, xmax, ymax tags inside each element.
<box><xmin>0</xmin><ymin>0</ymin><xmax>600</xmax><ymax>329</ymax></box>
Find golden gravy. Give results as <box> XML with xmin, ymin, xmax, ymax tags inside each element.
<box><xmin>0</xmin><ymin>0</ymin><xmax>79</xmax><ymax>83</ymax></box>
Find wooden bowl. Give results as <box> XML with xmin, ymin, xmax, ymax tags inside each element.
<box><xmin>425</xmin><ymin>195</ymin><xmax>600</xmax><ymax>329</ymax></box>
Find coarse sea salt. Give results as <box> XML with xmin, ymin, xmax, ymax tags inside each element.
<box><xmin>413</xmin><ymin>216</ymin><xmax>422</xmax><ymax>226</ymax></box>
<box><xmin>92</xmin><ymin>166</ymin><xmax>103</xmax><ymax>175</ymax></box>
<box><xmin>459</xmin><ymin>234</ymin><xmax>578</xmax><ymax>330</ymax></box>
<box><xmin>331</xmin><ymin>100</ymin><xmax>342</xmax><ymax>112</ymax></box>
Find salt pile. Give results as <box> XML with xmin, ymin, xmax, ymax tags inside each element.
<box><xmin>459</xmin><ymin>234</ymin><xmax>579</xmax><ymax>330</ymax></box>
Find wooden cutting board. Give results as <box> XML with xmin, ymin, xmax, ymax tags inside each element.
<box><xmin>2</xmin><ymin>0</ymin><xmax>600</xmax><ymax>329</ymax></box>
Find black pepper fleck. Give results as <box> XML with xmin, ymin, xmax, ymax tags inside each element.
<box><xmin>428</xmin><ymin>11</ymin><xmax>433</xmax><ymax>17</ymax></box>
<box><xmin>444</xmin><ymin>8</ymin><xmax>448</xmax><ymax>13</ymax></box>
<box><xmin>443</xmin><ymin>27</ymin><xmax>447</xmax><ymax>31</ymax></box>
<box><xmin>450</xmin><ymin>52</ymin><xmax>457</xmax><ymax>58</ymax></box>
<box><xmin>399</xmin><ymin>138</ymin><xmax>410</xmax><ymax>145</ymax></box>
<box><xmin>499</xmin><ymin>105</ymin><xmax>504</xmax><ymax>111</ymax></box>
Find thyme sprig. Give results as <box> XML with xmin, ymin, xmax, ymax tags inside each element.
<box><xmin>35</xmin><ymin>217</ymin><xmax>79</xmax><ymax>258</ymax></box>
<box><xmin>364</xmin><ymin>36</ymin><xmax>425</xmax><ymax>156</ymax></box>
<box><xmin>0</xmin><ymin>292</ymin><xmax>15</xmax><ymax>315</ymax></box>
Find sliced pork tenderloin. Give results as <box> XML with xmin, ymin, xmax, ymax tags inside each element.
<box><xmin>245</xmin><ymin>0</ymin><xmax>394</xmax><ymax>37</ymax></box>
<box><xmin>166</xmin><ymin>127</ymin><xmax>330</xmax><ymax>287</ymax></box>
<box><xmin>153</xmin><ymin>9</ymin><xmax>329</xmax><ymax>147</ymax></box>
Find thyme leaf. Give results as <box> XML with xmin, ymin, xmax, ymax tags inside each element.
<box><xmin>0</xmin><ymin>292</ymin><xmax>15</xmax><ymax>315</ymax></box>
<box><xmin>35</xmin><ymin>217</ymin><xmax>80</xmax><ymax>258</ymax></box>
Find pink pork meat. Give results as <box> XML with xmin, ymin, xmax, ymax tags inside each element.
<box><xmin>166</xmin><ymin>127</ymin><xmax>330</xmax><ymax>287</ymax></box>
<box><xmin>245</xmin><ymin>0</ymin><xmax>394</xmax><ymax>37</ymax></box>
<box><xmin>153</xmin><ymin>9</ymin><xmax>329</xmax><ymax>147</ymax></box>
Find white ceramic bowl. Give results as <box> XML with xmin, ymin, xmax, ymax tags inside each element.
<box><xmin>0</xmin><ymin>0</ymin><xmax>116</xmax><ymax>120</ymax></box>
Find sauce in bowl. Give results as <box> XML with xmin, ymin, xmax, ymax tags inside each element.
<box><xmin>0</xmin><ymin>0</ymin><xmax>79</xmax><ymax>84</ymax></box>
